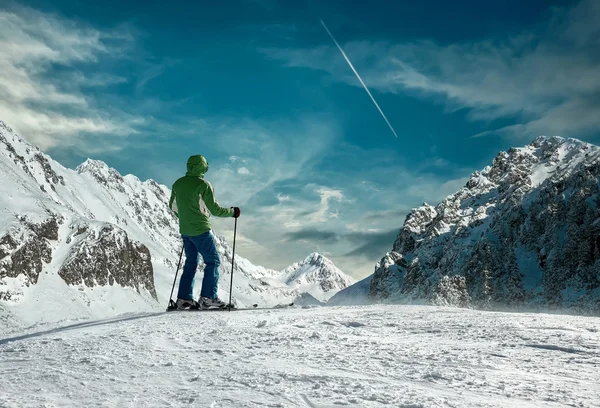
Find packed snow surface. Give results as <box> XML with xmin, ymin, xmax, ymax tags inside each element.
<box><xmin>1</xmin><ymin>305</ymin><xmax>599</xmax><ymax>407</ymax></box>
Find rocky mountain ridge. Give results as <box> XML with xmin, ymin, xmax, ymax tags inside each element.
<box><xmin>369</xmin><ymin>136</ymin><xmax>600</xmax><ymax>312</ymax></box>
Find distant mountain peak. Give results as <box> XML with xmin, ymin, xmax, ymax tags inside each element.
<box><xmin>303</xmin><ymin>252</ymin><xmax>331</xmax><ymax>266</ymax></box>
<box><xmin>76</xmin><ymin>158</ymin><xmax>119</xmax><ymax>177</ymax></box>
<box><xmin>282</xmin><ymin>252</ymin><xmax>356</xmax><ymax>302</ymax></box>
<box><xmin>285</xmin><ymin>252</ymin><xmax>335</xmax><ymax>273</ymax></box>
<box><xmin>76</xmin><ymin>158</ymin><xmax>108</xmax><ymax>172</ymax></box>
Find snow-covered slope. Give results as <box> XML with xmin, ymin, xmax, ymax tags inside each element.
<box><xmin>328</xmin><ymin>274</ymin><xmax>373</xmax><ymax>306</ymax></box>
<box><xmin>2</xmin><ymin>305</ymin><xmax>599</xmax><ymax>407</ymax></box>
<box><xmin>0</xmin><ymin>120</ymin><xmax>352</xmax><ymax>330</ymax></box>
<box><xmin>367</xmin><ymin>136</ymin><xmax>600</xmax><ymax>312</ymax></box>
<box><xmin>280</xmin><ymin>252</ymin><xmax>356</xmax><ymax>302</ymax></box>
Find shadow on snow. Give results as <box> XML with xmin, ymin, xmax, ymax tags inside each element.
<box><xmin>0</xmin><ymin>312</ymin><xmax>164</xmax><ymax>345</ymax></box>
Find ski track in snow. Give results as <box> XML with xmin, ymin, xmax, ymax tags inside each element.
<box><xmin>1</xmin><ymin>305</ymin><xmax>599</xmax><ymax>408</ymax></box>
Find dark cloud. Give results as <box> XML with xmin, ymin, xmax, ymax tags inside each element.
<box><xmin>284</xmin><ymin>227</ymin><xmax>399</xmax><ymax>259</ymax></box>
<box><xmin>284</xmin><ymin>229</ymin><xmax>340</xmax><ymax>243</ymax></box>
<box><xmin>360</xmin><ymin>209</ymin><xmax>409</xmax><ymax>223</ymax></box>
<box><xmin>343</xmin><ymin>229</ymin><xmax>399</xmax><ymax>259</ymax></box>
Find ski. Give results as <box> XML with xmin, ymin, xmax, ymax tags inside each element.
<box><xmin>165</xmin><ymin>301</ymin><xmax>294</xmax><ymax>313</ymax></box>
<box><xmin>165</xmin><ymin>304</ymin><xmax>249</xmax><ymax>312</ymax></box>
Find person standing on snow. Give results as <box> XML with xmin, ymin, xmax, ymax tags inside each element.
<box><xmin>169</xmin><ymin>154</ymin><xmax>241</xmax><ymax>310</ymax></box>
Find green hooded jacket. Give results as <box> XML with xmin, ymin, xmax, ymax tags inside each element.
<box><xmin>169</xmin><ymin>155</ymin><xmax>234</xmax><ymax>236</ymax></box>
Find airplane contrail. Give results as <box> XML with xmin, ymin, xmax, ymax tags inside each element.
<box><xmin>320</xmin><ymin>19</ymin><xmax>398</xmax><ymax>138</ymax></box>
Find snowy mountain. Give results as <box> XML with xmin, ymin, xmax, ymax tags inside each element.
<box><xmin>280</xmin><ymin>252</ymin><xmax>356</xmax><ymax>302</ymax></box>
<box><xmin>365</xmin><ymin>136</ymin><xmax>600</xmax><ymax>312</ymax></box>
<box><xmin>0</xmin><ymin>120</ymin><xmax>352</xmax><ymax>330</ymax></box>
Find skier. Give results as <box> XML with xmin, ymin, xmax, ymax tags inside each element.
<box><xmin>169</xmin><ymin>154</ymin><xmax>241</xmax><ymax>310</ymax></box>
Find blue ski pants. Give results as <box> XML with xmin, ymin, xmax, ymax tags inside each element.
<box><xmin>177</xmin><ymin>231</ymin><xmax>220</xmax><ymax>300</ymax></box>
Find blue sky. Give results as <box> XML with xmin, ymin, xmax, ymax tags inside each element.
<box><xmin>1</xmin><ymin>0</ymin><xmax>598</xmax><ymax>277</ymax></box>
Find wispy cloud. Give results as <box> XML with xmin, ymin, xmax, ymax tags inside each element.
<box><xmin>307</xmin><ymin>187</ymin><xmax>344</xmax><ymax>222</ymax></box>
<box><xmin>263</xmin><ymin>0</ymin><xmax>600</xmax><ymax>141</ymax></box>
<box><xmin>0</xmin><ymin>3</ymin><xmax>144</xmax><ymax>151</ymax></box>
<box><xmin>205</xmin><ymin>116</ymin><xmax>340</xmax><ymax>206</ymax></box>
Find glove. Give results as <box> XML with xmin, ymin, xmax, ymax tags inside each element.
<box><xmin>232</xmin><ymin>207</ymin><xmax>241</xmax><ymax>218</ymax></box>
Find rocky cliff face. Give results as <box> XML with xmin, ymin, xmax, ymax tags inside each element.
<box><xmin>58</xmin><ymin>223</ymin><xmax>156</xmax><ymax>299</ymax></box>
<box><xmin>0</xmin><ymin>216</ymin><xmax>59</xmax><ymax>300</ymax></box>
<box><xmin>370</xmin><ymin>136</ymin><xmax>600</xmax><ymax>312</ymax></box>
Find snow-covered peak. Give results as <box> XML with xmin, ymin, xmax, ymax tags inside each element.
<box><xmin>281</xmin><ymin>252</ymin><xmax>356</xmax><ymax>302</ymax></box>
<box><xmin>0</xmin><ymin>120</ymin><xmax>39</xmax><ymax>156</ymax></box>
<box><xmin>0</xmin><ymin>120</ymin><xmax>17</xmax><ymax>137</ymax></box>
<box><xmin>76</xmin><ymin>158</ymin><xmax>110</xmax><ymax>174</ymax></box>
<box><xmin>474</xmin><ymin>135</ymin><xmax>595</xmax><ymax>190</ymax></box>
<box><xmin>302</xmin><ymin>252</ymin><xmax>332</xmax><ymax>267</ymax></box>
<box><xmin>530</xmin><ymin>134</ymin><xmax>589</xmax><ymax>150</ymax></box>
<box><xmin>283</xmin><ymin>252</ymin><xmax>340</xmax><ymax>278</ymax></box>
<box><xmin>76</xmin><ymin>158</ymin><xmax>126</xmax><ymax>188</ymax></box>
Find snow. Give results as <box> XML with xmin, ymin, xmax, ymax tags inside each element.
<box><xmin>329</xmin><ymin>274</ymin><xmax>373</xmax><ymax>305</ymax></box>
<box><xmin>1</xmin><ymin>305</ymin><xmax>599</xmax><ymax>407</ymax></box>
<box><xmin>2</xmin><ymin>271</ymin><xmax>157</xmax><ymax>328</ymax></box>
<box><xmin>528</xmin><ymin>137</ymin><xmax>590</xmax><ymax>188</ymax></box>
<box><xmin>529</xmin><ymin>163</ymin><xmax>556</xmax><ymax>188</ymax></box>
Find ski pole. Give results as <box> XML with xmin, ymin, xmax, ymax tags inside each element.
<box><xmin>167</xmin><ymin>245</ymin><xmax>184</xmax><ymax>310</ymax></box>
<box><xmin>228</xmin><ymin>217</ymin><xmax>238</xmax><ymax>311</ymax></box>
